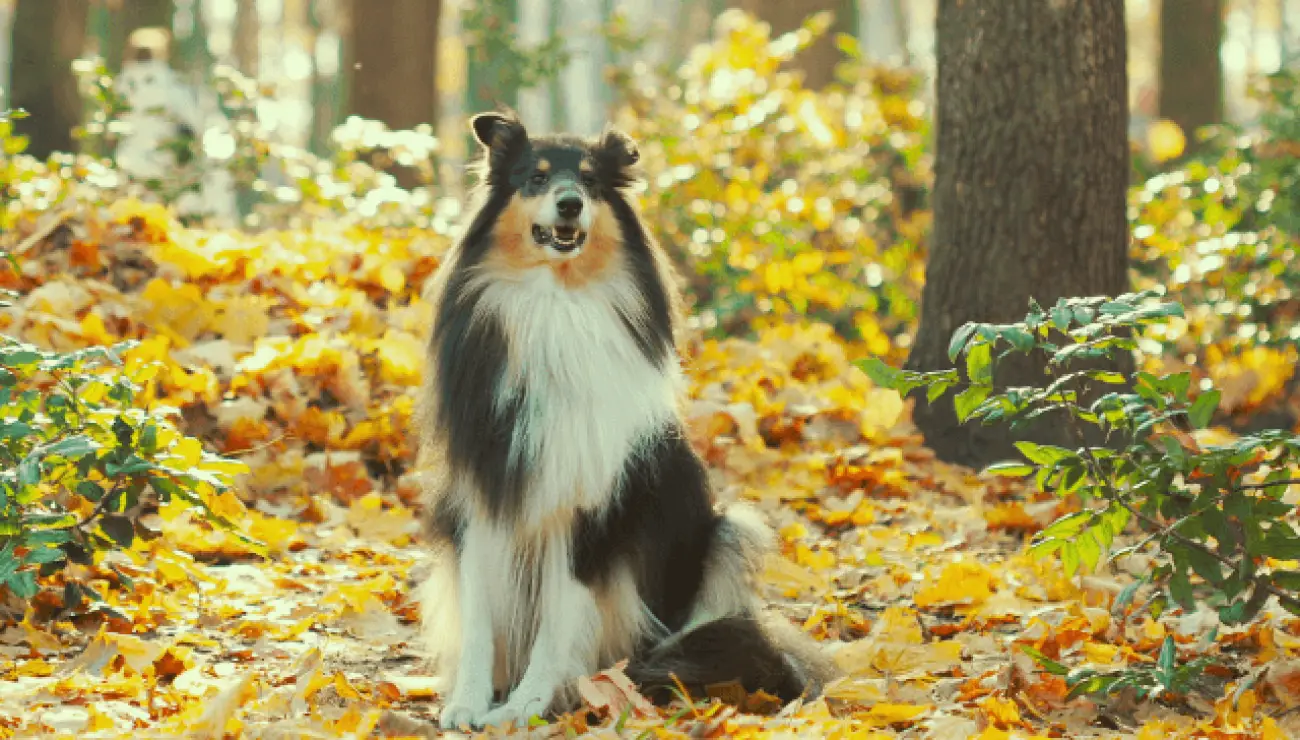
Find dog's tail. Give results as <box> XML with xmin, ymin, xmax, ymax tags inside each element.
<box><xmin>624</xmin><ymin>611</ymin><xmax>836</xmax><ymax>705</ymax></box>
<box><xmin>625</xmin><ymin>504</ymin><xmax>837</xmax><ymax>705</ymax></box>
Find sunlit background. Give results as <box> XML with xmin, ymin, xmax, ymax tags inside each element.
<box><xmin>0</xmin><ymin>0</ymin><xmax>1295</xmax><ymax>162</ymax></box>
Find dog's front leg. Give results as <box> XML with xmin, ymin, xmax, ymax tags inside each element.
<box><xmin>479</xmin><ymin>539</ymin><xmax>600</xmax><ymax>729</ymax></box>
<box><xmin>439</xmin><ymin>523</ymin><xmax>497</xmax><ymax>730</ymax></box>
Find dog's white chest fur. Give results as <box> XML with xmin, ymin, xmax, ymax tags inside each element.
<box><xmin>474</xmin><ymin>266</ymin><xmax>678</xmax><ymax>528</ymax></box>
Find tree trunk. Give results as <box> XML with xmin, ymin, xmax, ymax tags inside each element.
<box><xmin>346</xmin><ymin>0</ymin><xmax>440</xmax><ymax>186</ymax></box>
<box><xmin>1158</xmin><ymin>0</ymin><xmax>1223</xmax><ymax>151</ymax></box>
<box><xmin>233</xmin><ymin>0</ymin><xmax>259</xmax><ymax>76</ymax></box>
<box><xmin>733</xmin><ymin>0</ymin><xmax>853</xmax><ymax>88</ymax></box>
<box><xmin>905</xmin><ymin>0</ymin><xmax>1131</xmax><ymax>469</ymax></box>
<box><xmin>347</xmin><ymin>0</ymin><xmax>440</xmax><ymax>131</ymax></box>
<box><xmin>11</xmin><ymin>0</ymin><xmax>90</xmax><ymax>159</ymax></box>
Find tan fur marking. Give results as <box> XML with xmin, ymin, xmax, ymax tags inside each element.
<box><xmin>536</xmin><ymin>159</ymin><xmax>551</xmax><ymax>173</ymax></box>
<box><xmin>552</xmin><ymin>202</ymin><xmax>621</xmax><ymax>289</ymax></box>
<box><xmin>487</xmin><ymin>197</ymin><xmax>625</xmax><ymax>290</ymax></box>
<box><xmin>490</xmin><ymin>195</ymin><xmax>550</xmax><ymax>271</ymax></box>
<box><xmin>579</xmin><ymin>161</ymin><xmax>593</xmax><ymax>175</ymax></box>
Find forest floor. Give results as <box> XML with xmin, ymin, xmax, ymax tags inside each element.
<box><xmin>0</xmin><ymin>202</ymin><xmax>1296</xmax><ymax>739</ymax></box>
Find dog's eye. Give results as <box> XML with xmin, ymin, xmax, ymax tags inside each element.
<box><xmin>529</xmin><ymin>171</ymin><xmax>548</xmax><ymax>186</ymax></box>
<box><xmin>580</xmin><ymin>173</ymin><xmax>597</xmax><ymax>189</ymax></box>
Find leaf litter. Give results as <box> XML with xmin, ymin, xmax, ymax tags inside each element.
<box><xmin>0</xmin><ymin>203</ymin><xmax>1294</xmax><ymax>738</ymax></box>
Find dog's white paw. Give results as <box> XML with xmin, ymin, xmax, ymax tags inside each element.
<box><xmin>439</xmin><ymin>695</ymin><xmax>492</xmax><ymax>731</ymax></box>
<box><xmin>478</xmin><ymin>690</ymin><xmax>552</xmax><ymax>730</ymax></box>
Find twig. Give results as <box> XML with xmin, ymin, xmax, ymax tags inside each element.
<box><xmin>61</xmin><ymin>481</ymin><xmax>125</xmax><ymax>532</ymax></box>
<box><xmin>1234</xmin><ymin>478</ymin><xmax>1300</xmax><ymax>492</ymax></box>
<box><xmin>1051</xmin><ymin>370</ymin><xmax>1300</xmax><ymax>614</ymax></box>
<box><xmin>11</xmin><ymin>208</ymin><xmax>73</xmax><ymax>256</ymax></box>
<box><xmin>1111</xmin><ymin>495</ymin><xmax>1300</xmax><ymax>614</ymax></box>
<box><xmin>222</xmin><ymin>432</ymin><xmax>294</xmax><ymax>456</ymax></box>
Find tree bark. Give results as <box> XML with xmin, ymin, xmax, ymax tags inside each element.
<box><xmin>733</xmin><ymin>0</ymin><xmax>853</xmax><ymax>88</ymax></box>
<box><xmin>1158</xmin><ymin>0</ymin><xmax>1224</xmax><ymax>151</ymax></box>
<box><xmin>346</xmin><ymin>0</ymin><xmax>440</xmax><ymax>186</ymax></box>
<box><xmin>905</xmin><ymin>0</ymin><xmax>1131</xmax><ymax>469</ymax></box>
<box><xmin>233</xmin><ymin>0</ymin><xmax>259</xmax><ymax>76</ymax></box>
<box><xmin>11</xmin><ymin>0</ymin><xmax>90</xmax><ymax>159</ymax></box>
<box><xmin>346</xmin><ymin>0</ymin><xmax>440</xmax><ymax>131</ymax></box>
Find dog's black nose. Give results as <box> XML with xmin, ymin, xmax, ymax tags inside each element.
<box><xmin>556</xmin><ymin>196</ymin><xmax>583</xmax><ymax>219</ymax></box>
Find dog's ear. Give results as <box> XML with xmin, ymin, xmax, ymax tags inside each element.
<box><xmin>598</xmin><ymin>126</ymin><xmax>640</xmax><ymax>167</ymax></box>
<box><xmin>470</xmin><ymin>111</ymin><xmax>526</xmax><ymax>151</ymax></box>
<box><xmin>595</xmin><ymin>125</ymin><xmax>641</xmax><ymax>188</ymax></box>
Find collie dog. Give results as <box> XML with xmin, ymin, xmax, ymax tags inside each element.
<box><xmin>415</xmin><ymin>111</ymin><xmax>830</xmax><ymax>731</ymax></box>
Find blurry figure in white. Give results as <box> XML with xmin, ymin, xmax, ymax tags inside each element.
<box><xmin>114</xmin><ymin>28</ymin><xmax>238</xmax><ymax>225</ymax></box>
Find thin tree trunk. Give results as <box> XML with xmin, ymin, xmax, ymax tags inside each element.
<box><xmin>11</xmin><ymin>0</ymin><xmax>90</xmax><ymax>158</ymax></box>
<box><xmin>905</xmin><ymin>0</ymin><xmax>1131</xmax><ymax>468</ymax></box>
<box><xmin>734</xmin><ymin>0</ymin><xmax>853</xmax><ymax>88</ymax></box>
<box><xmin>346</xmin><ymin>0</ymin><xmax>440</xmax><ymax>186</ymax></box>
<box><xmin>1158</xmin><ymin>0</ymin><xmax>1224</xmax><ymax>151</ymax></box>
<box><xmin>233</xmin><ymin>0</ymin><xmax>259</xmax><ymax>76</ymax></box>
<box><xmin>347</xmin><ymin>0</ymin><xmax>439</xmax><ymax>130</ymax></box>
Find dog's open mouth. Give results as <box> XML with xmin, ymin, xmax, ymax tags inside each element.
<box><xmin>532</xmin><ymin>224</ymin><xmax>587</xmax><ymax>252</ymax></box>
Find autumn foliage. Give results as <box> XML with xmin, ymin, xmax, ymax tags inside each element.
<box><xmin>0</xmin><ymin>11</ymin><xmax>1299</xmax><ymax>740</ymax></box>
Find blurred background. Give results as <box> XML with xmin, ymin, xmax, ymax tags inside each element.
<box><xmin>0</xmin><ymin>1</ymin><xmax>1294</xmax><ymax>172</ymax></box>
<box><xmin>1</xmin><ymin>0</ymin><xmax>1298</xmax><ymax>426</ymax></box>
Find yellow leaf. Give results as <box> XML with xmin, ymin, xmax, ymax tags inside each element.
<box><xmin>1083</xmin><ymin>640</ymin><xmax>1120</xmax><ymax>665</ymax></box>
<box><xmin>862</xmin><ymin>702</ymin><xmax>931</xmax><ymax>726</ymax></box>
<box><xmin>379</xmin><ymin>263</ymin><xmax>407</xmax><ymax>293</ymax></box>
<box><xmin>373</xmin><ymin>329</ymin><xmax>424</xmax><ymax>385</ymax></box>
<box><xmin>1147</xmin><ymin>119</ymin><xmax>1186</xmax><ymax>163</ymax></box>
<box><xmin>980</xmin><ymin>695</ymin><xmax>1022</xmax><ymax>729</ymax></box>
<box><xmin>212</xmin><ymin>295</ymin><xmax>272</xmax><ymax>347</ymax></box>
<box><xmin>914</xmin><ymin>559</ymin><xmax>997</xmax><ymax>609</ymax></box>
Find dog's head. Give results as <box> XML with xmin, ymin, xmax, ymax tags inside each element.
<box><xmin>469</xmin><ymin>111</ymin><xmax>641</xmax><ymax>264</ymax></box>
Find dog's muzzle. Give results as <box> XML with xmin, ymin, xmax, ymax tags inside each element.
<box><xmin>533</xmin><ymin>190</ymin><xmax>587</xmax><ymax>253</ymax></box>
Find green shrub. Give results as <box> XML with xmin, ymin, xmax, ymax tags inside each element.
<box><xmin>861</xmin><ymin>289</ymin><xmax>1300</xmax><ymax>697</ymax></box>
<box><xmin>0</xmin><ymin>111</ymin><xmax>254</xmax><ymax>617</ymax></box>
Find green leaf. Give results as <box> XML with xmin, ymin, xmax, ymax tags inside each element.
<box><xmin>983</xmin><ymin>461</ymin><xmax>1034</xmax><ymax>477</ymax></box>
<box><xmin>22</xmin><ymin>546</ymin><xmax>66</xmax><ymax>567</ymax></box>
<box><xmin>5</xmin><ymin>570</ymin><xmax>37</xmax><ymax>600</ymax></box>
<box><xmin>1187</xmin><ymin>390</ymin><xmax>1221</xmax><ymax>429</ymax></box>
<box><xmin>1157</xmin><ymin>636</ymin><xmax>1177</xmax><ymax>684</ymax></box>
<box><xmin>1050</xmin><ymin>304</ymin><xmax>1073</xmax><ymax>331</ymax></box>
<box><xmin>926</xmin><ymin>380</ymin><xmax>952</xmax><ymax>404</ymax></box>
<box><xmin>46</xmin><ymin>435</ymin><xmax>97</xmax><ymax>459</ymax></box>
<box><xmin>1169</xmin><ymin>567</ymin><xmax>1196</xmax><ymax>611</ymax></box>
<box><xmin>854</xmin><ymin>358</ymin><xmax>903</xmax><ymax>390</ymax></box>
<box><xmin>1076</xmin><ymin>530</ymin><xmax>1102</xmax><ymax>573</ymax></box>
<box><xmin>1065</xmin><ymin>673</ymin><xmax>1120</xmax><ymax>700</ymax></box>
<box><xmin>947</xmin><ymin>323</ymin><xmax>979</xmax><ymax>362</ymax></box>
<box><xmin>954</xmin><ymin>385</ymin><xmax>991</xmax><ymax>422</ymax></box>
<box><xmin>1019</xmin><ymin>645</ymin><xmax>1069</xmax><ymax>676</ymax></box>
<box><xmin>1113</xmin><ymin>577</ymin><xmax>1145</xmax><ymax>614</ymax></box>
<box><xmin>0</xmin><ymin>541</ymin><xmax>17</xmax><ymax>583</ymax></box>
<box><xmin>1014</xmin><ymin>441</ymin><xmax>1075</xmax><ymax>467</ymax></box>
<box><xmin>1086</xmin><ymin>371</ymin><xmax>1128</xmax><ymax>385</ymax></box>
<box><xmin>99</xmin><ymin>515</ymin><xmax>135</xmax><ymax>548</ymax></box>
<box><xmin>1185</xmin><ymin>546</ymin><xmax>1224</xmax><ymax>585</ymax></box>
<box><xmin>1001</xmin><ymin>327</ymin><xmax>1035</xmax><ymax>353</ymax></box>
<box><xmin>1061</xmin><ymin>541</ymin><xmax>1080</xmax><ymax>578</ymax></box>
<box><xmin>966</xmin><ymin>343</ymin><xmax>993</xmax><ymax>384</ymax></box>
<box><xmin>1039</xmin><ymin>511</ymin><xmax>1093</xmax><ymax>540</ymax></box>
<box><xmin>1099</xmin><ymin>300</ymin><xmax>1134</xmax><ymax>316</ymax></box>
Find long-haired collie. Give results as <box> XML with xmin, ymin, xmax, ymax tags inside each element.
<box><xmin>415</xmin><ymin>111</ymin><xmax>832</xmax><ymax>731</ymax></box>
